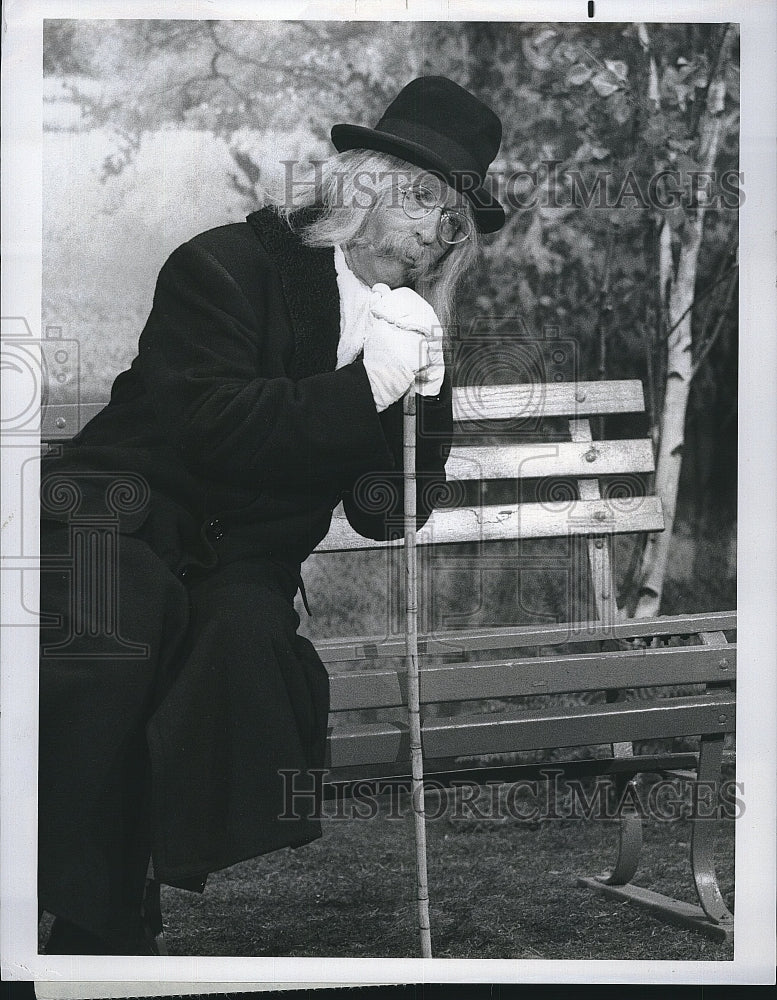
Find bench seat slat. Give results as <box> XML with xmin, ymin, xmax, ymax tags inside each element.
<box><xmin>315</xmin><ymin>611</ymin><xmax>738</xmax><ymax>662</ymax></box>
<box><xmin>423</xmin><ymin>693</ymin><xmax>735</xmax><ymax>759</ymax></box>
<box><xmin>319</xmin><ymin>497</ymin><xmax>664</xmax><ymax>552</ymax></box>
<box><xmin>446</xmin><ymin>439</ymin><xmax>655</xmax><ymax>480</ymax></box>
<box><xmin>324</xmin><ymin>751</ymin><xmax>708</xmax><ymax>787</ymax></box>
<box><xmin>452</xmin><ymin>380</ymin><xmax>645</xmax><ymax>422</ymax></box>
<box><xmin>325</xmin><ymin>721</ymin><xmax>409</xmax><ymax>770</ymax></box>
<box><xmin>328</xmin><ymin>644</ymin><xmax>736</xmax><ymax>711</ymax></box>
<box><xmin>331</xmin><ymin>670</ymin><xmax>404</xmax><ymax>709</ymax></box>
<box><xmin>326</xmin><ymin>694</ymin><xmax>735</xmax><ymax>770</ymax></box>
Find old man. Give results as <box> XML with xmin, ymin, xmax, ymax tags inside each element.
<box><xmin>39</xmin><ymin>75</ymin><xmax>505</xmax><ymax>954</ymax></box>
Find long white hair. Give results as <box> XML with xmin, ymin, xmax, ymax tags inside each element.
<box><xmin>270</xmin><ymin>150</ymin><xmax>482</xmax><ymax>331</ymax></box>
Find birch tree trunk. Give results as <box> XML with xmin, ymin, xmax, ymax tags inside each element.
<box><xmin>634</xmin><ymin>24</ymin><xmax>737</xmax><ymax>618</ymax></box>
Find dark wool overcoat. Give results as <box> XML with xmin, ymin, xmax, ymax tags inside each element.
<box><xmin>38</xmin><ymin>208</ymin><xmax>453</xmax><ymax>932</ymax></box>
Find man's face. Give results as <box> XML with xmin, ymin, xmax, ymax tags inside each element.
<box><xmin>346</xmin><ymin>168</ymin><xmax>467</xmax><ymax>289</ymax></box>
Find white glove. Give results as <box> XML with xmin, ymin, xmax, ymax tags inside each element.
<box><xmin>369</xmin><ymin>284</ymin><xmax>440</xmax><ymax>334</ymax></box>
<box><xmin>362</xmin><ymin>315</ymin><xmax>430</xmax><ymax>413</ymax></box>
<box><xmin>368</xmin><ymin>284</ymin><xmax>446</xmax><ymax>397</ymax></box>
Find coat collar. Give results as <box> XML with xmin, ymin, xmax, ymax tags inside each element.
<box><xmin>246</xmin><ymin>207</ymin><xmax>340</xmax><ymax>380</ymax></box>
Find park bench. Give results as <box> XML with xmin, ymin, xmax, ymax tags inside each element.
<box><xmin>41</xmin><ymin>377</ymin><xmax>736</xmax><ymax>951</ymax></box>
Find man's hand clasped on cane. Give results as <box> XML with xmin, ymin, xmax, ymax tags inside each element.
<box><xmin>362</xmin><ymin>284</ymin><xmax>446</xmax><ymax>412</ymax></box>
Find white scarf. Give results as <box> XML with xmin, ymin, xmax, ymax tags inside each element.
<box><xmin>333</xmin><ymin>245</ymin><xmax>373</xmax><ymax>370</ymax></box>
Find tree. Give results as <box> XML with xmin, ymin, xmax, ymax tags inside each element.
<box><xmin>631</xmin><ymin>24</ymin><xmax>738</xmax><ymax>616</ymax></box>
<box><xmin>453</xmin><ymin>21</ymin><xmax>740</xmax><ymax>615</ymax></box>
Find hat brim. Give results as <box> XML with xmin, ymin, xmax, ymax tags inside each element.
<box><xmin>331</xmin><ymin>123</ymin><xmax>505</xmax><ymax>234</ymax></box>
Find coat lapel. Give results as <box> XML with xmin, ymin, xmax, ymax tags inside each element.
<box><xmin>246</xmin><ymin>207</ymin><xmax>340</xmax><ymax>380</ymax></box>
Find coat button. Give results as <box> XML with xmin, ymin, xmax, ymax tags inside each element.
<box><xmin>178</xmin><ymin>567</ymin><xmax>189</xmax><ymax>580</ymax></box>
<box><xmin>205</xmin><ymin>518</ymin><xmax>224</xmax><ymax>541</ymax></box>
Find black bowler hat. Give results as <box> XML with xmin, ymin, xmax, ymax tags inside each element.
<box><xmin>331</xmin><ymin>76</ymin><xmax>505</xmax><ymax>234</ymax></box>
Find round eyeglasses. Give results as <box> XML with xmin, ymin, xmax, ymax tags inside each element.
<box><xmin>400</xmin><ymin>184</ymin><xmax>473</xmax><ymax>245</ymax></box>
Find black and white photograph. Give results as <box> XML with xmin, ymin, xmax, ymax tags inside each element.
<box><xmin>1</xmin><ymin>0</ymin><xmax>775</xmax><ymax>990</ymax></box>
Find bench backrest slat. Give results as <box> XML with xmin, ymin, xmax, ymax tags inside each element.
<box><xmin>452</xmin><ymin>380</ymin><xmax>645</xmax><ymax>422</ymax></box>
<box><xmin>42</xmin><ymin>401</ymin><xmax>102</xmax><ymax>438</ymax></box>
<box><xmin>445</xmin><ymin>439</ymin><xmax>655</xmax><ymax>480</ymax></box>
<box><xmin>326</xmin><ymin>693</ymin><xmax>735</xmax><ymax>773</ymax></box>
<box><xmin>41</xmin><ymin>380</ymin><xmax>648</xmax><ymax>439</ymax></box>
<box><xmin>318</xmin><ymin>497</ymin><xmax>664</xmax><ymax>552</ymax></box>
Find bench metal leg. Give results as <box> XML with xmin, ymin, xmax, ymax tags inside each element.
<box><xmin>599</xmin><ymin>773</ymin><xmax>643</xmax><ymax>886</ymax></box>
<box><xmin>599</xmin><ymin>680</ymin><xmax>644</xmax><ymax>886</ymax></box>
<box><xmin>690</xmin><ymin>733</ymin><xmax>734</xmax><ymax>932</ymax></box>
<box><xmin>577</xmin><ymin>732</ymin><xmax>734</xmax><ymax>943</ymax></box>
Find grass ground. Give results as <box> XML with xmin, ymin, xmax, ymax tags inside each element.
<box><xmin>160</xmin><ymin>780</ymin><xmax>735</xmax><ymax>961</ymax></box>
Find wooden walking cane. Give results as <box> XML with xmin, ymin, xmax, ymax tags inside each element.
<box><xmin>403</xmin><ymin>388</ymin><xmax>433</xmax><ymax>959</ymax></box>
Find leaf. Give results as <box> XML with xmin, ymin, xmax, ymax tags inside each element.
<box><xmin>522</xmin><ymin>28</ymin><xmax>558</xmax><ymax>71</ymax></box>
<box><xmin>558</xmin><ymin>42</ymin><xmax>581</xmax><ymax>64</ymax></box>
<box><xmin>574</xmin><ymin>141</ymin><xmax>610</xmax><ymax>162</ymax></box>
<box><xmin>591</xmin><ymin>71</ymin><xmax>621</xmax><ymax>98</ymax></box>
<box><xmin>567</xmin><ymin>63</ymin><xmax>593</xmax><ymax>86</ymax></box>
<box><xmin>517</xmin><ymin>277</ymin><xmax>537</xmax><ymax>314</ymax></box>
<box><xmin>667</xmin><ymin>136</ymin><xmax>694</xmax><ymax>153</ymax></box>
<box><xmin>604</xmin><ymin>59</ymin><xmax>629</xmax><ymax>81</ymax></box>
<box><xmin>534</xmin><ymin>27</ymin><xmax>558</xmax><ymax>47</ymax></box>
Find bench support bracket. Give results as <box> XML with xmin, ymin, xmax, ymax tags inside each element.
<box><xmin>576</xmin><ymin>876</ymin><xmax>734</xmax><ymax>943</ymax></box>
<box><xmin>598</xmin><ymin>776</ymin><xmax>643</xmax><ymax>886</ymax></box>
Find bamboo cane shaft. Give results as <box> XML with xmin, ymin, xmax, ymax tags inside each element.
<box><xmin>403</xmin><ymin>390</ymin><xmax>432</xmax><ymax>959</ymax></box>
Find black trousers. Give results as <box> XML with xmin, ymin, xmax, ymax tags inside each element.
<box><xmin>39</xmin><ymin>521</ymin><xmax>329</xmax><ymax>945</ymax></box>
